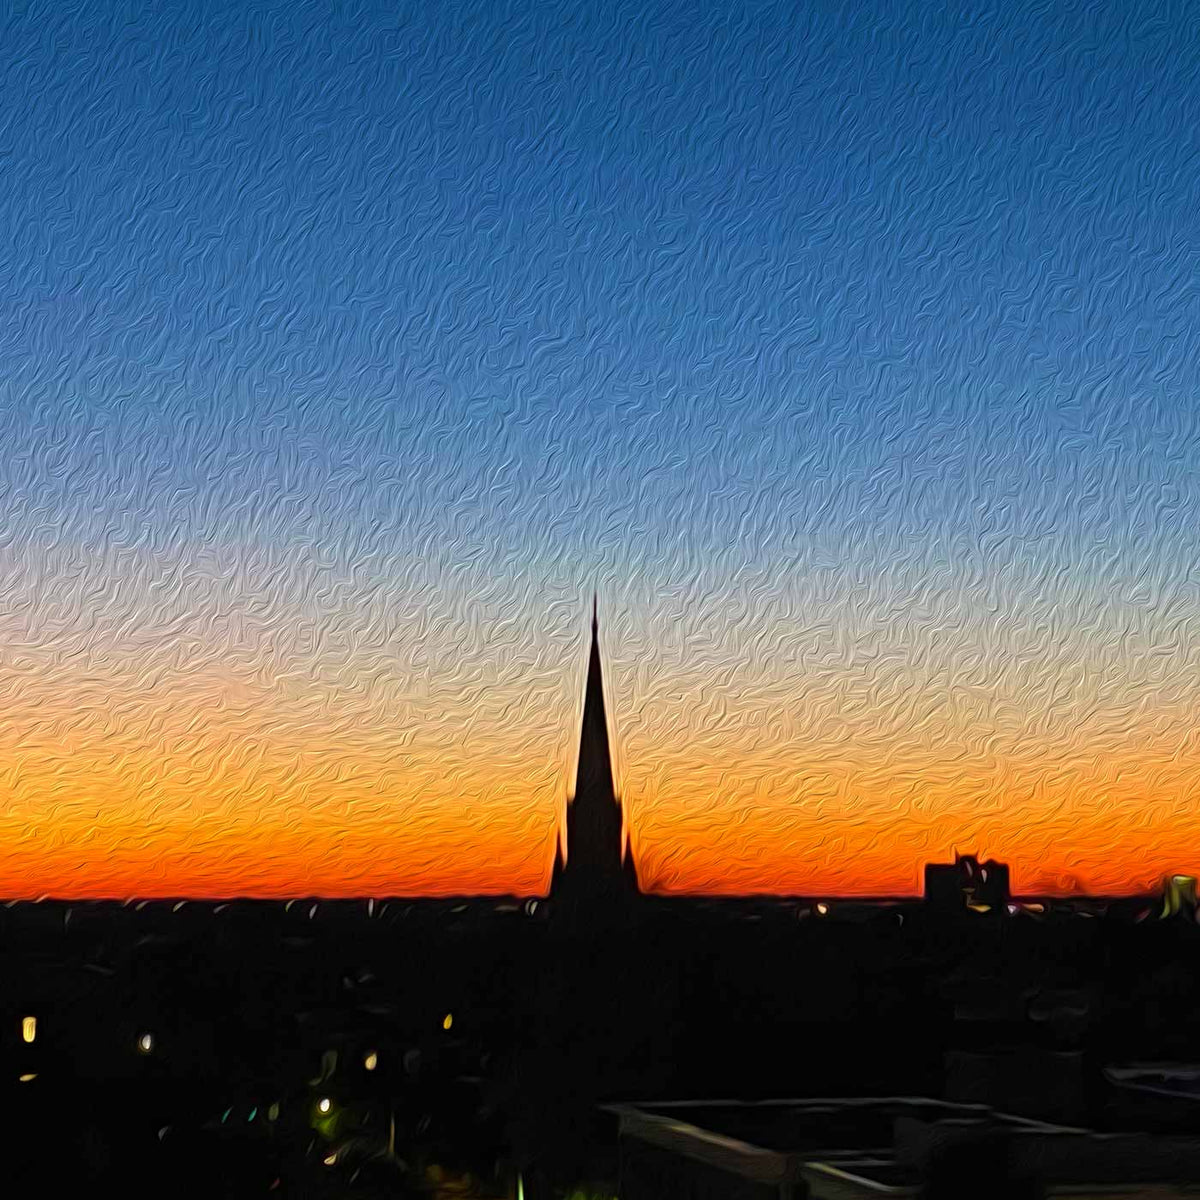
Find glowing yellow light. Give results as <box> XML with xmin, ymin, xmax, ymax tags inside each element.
<box><xmin>138</xmin><ymin>1033</ymin><xmax>154</xmax><ymax>1053</ymax></box>
<box><xmin>317</xmin><ymin>1097</ymin><xmax>332</xmax><ymax>1114</ymax></box>
<box><xmin>442</xmin><ymin>1013</ymin><xmax>453</xmax><ymax>1031</ymax></box>
<box><xmin>18</xmin><ymin>1074</ymin><xmax>35</xmax><ymax>1083</ymax></box>
<box><xmin>324</xmin><ymin>1152</ymin><xmax>338</xmax><ymax>1166</ymax></box>
<box><xmin>816</xmin><ymin>903</ymin><xmax>828</xmax><ymax>916</ymax></box>
<box><xmin>21</xmin><ymin>1017</ymin><xmax>36</xmax><ymax>1044</ymax></box>
<box><xmin>364</xmin><ymin>1051</ymin><xmax>378</xmax><ymax>1071</ymax></box>
<box><xmin>267</xmin><ymin>1103</ymin><xmax>280</xmax><ymax>1121</ymax></box>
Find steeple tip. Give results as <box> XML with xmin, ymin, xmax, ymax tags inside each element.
<box><xmin>592</xmin><ymin>591</ymin><xmax>598</xmax><ymax>633</ymax></box>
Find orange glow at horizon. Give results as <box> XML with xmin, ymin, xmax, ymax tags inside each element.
<box><xmin>626</xmin><ymin>725</ymin><xmax>1200</xmax><ymax>898</ymax></box>
<box><xmin>0</xmin><ymin>727</ymin><xmax>1197</xmax><ymax>897</ymax></box>
<box><xmin>2</xmin><ymin>576</ymin><xmax>1199</xmax><ymax>900</ymax></box>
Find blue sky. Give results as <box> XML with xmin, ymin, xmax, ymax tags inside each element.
<box><xmin>4</xmin><ymin>0</ymin><xmax>1199</xmax><ymax>575</ymax></box>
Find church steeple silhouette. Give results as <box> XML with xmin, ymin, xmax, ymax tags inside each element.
<box><xmin>550</xmin><ymin>594</ymin><xmax>639</xmax><ymax>903</ymax></box>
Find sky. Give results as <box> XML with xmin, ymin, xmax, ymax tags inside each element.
<box><xmin>1</xmin><ymin>0</ymin><xmax>1199</xmax><ymax>897</ymax></box>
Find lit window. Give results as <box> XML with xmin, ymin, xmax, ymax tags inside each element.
<box><xmin>21</xmin><ymin>1016</ymin><xmax>36</xmax><ymax>1044</ymax></box>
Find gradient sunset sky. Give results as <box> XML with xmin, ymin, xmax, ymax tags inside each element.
<box><xmin>2</xmin><ymin>0</ymin><xmax>1199</xmax><ymax>898</ymax></box>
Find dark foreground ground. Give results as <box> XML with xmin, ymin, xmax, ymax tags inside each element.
<box><xmin>0</xmin><ymin>891</ymin><xmax>1194</xmax><ymax>1197</ymax></box>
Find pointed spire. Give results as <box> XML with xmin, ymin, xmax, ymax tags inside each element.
<box><xmin>576</xmin><ymin>596</ymin><xmax>613</xmax><ymax>800</ymax></box>
<box><xmin>550</xmin><ymin>593</ymin><xmax>639</xmax><ymax>904</ymax></box>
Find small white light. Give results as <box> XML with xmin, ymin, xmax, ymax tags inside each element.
<box><xmin>139</xmin><ymin>1033</ymin><xmax>154</xmax><ymax>1053</ymax></box>
<box><xmin>317</xmin><ymin>1097</ymin><xmax>331</xmax><ymax>1114</ymax></box>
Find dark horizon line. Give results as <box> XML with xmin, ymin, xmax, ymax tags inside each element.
<box><xmin>0</xmin><ymin>889</ymin><xmax>1165</xmax><ymax>906</ymax></box>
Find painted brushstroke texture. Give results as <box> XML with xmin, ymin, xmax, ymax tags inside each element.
<box><xmin>1</xmin><ymin>0</ymin><xmax>1199</xmax><ymax>896</ymax></box>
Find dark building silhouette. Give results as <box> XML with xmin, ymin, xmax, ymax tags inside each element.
<box><xmin>550</xmin><ymin>596</ymin><xmax>640</xmax><ymax>907</ymax></box>
<box><xmin>925</xmin><ymin>854</ymin><xmax>1010</xmax><ymax>913</ymax></box>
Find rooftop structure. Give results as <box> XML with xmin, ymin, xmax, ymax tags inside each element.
<box><xmin>925</xmin><ymin>855</ymin><xmax>1011</xmax><ymax>914</ymax></box>
<box><xmin>609</xmin><ymin>1097</ymin><xmax>1200</xmax><ymax>1199</ymax></box>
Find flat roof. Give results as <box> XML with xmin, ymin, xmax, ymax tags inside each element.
<box><xmin>609</xmin><ymin>1098</ymin><xmax>1200</xmax><ymax>1197</ymax></box>
<box><xmin>611</xmin><ymin>1097</ymin><xmax>1069</xmax><ymax>1155</ymax></box>
<box><xmin>1106</xmin><ymin>1065</ymin><xmax>1200</xmax><ymax>1099</ymax></box>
